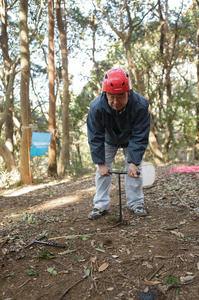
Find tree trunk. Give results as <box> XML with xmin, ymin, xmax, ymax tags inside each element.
<box><xmin>0</xmin><ymin>61</ymin><xmax>17</xmax><ymax>169</ymax></box>
<box><xmin>163</xmin><ymin>0</ymin><xmax>173</xmax><ymax>161</ymax></box>
<box><xmin>150</xmin><ymin>116</ymin><xmax>164</xmax><ymax>164</ymax></box>
<box><xmin>195</xmin><ymin>1</ymin><xmax>199</xmax><ymax>159</ymax></box>
<box><xmin>76</xmin><ymin>144</ymin><xmax>82</xmax><ymax>168</ymax></box>
<box><xmin>0</xmin><ymin>138</ymin><xmax>15</xmax><ymax>171</ymax></box>
<box><xmin>196</xmin><ymin>103</ymin><xmax>199</xmax><ymax>160</ymax></box>
<box><xmin>48</xmin><ymin>0</ymin><xmax>57</xmax><ymax>176</ymax></box>
<box><xmin>19</xmin><ymin>0</ymin><xmax>32</xmax><ymax>184</ymax></box>
<box><xmin>124</xmin><ymin>40</ymin><xmax>145</xmax><ymax>95</ymax></box>
<box><xmin>56</xmin><ymin>0</ymin><xmax>70</xmax><ymax>176</ymax></box>
<box><xmin>0</xmin><ymin>0</ymin><xmax>15</xmax><ymax>159</ymax></box>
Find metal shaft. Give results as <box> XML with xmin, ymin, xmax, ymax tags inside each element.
<box><xmin>24</xmin><ymin>236</ymin><xmax>65</xmax><ymax>248</ymax></box>
<box><xmin>118</xmin><ymin>173</ymin><xmax>122</xmax><ymax>222</ymax></box>
<box><xmin>109</xmin><ymin>170</ymin><xmax>140</xmax><ymax>223</ymax></box>
<box><xmin>24</xmin><ymin>235</ymin><xmax>45</xmax><ymax>248</ymax></box>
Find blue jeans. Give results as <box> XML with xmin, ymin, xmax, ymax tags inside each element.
<box><xmin>93</xmin><ymin>143</ymin><xmax>144</xmax><ymax>211</ymax></box>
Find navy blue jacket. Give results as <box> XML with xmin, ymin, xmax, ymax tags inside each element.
<box><xmin>87</xmin><ymin>90</ymin><xmax>150</xmax><ymax>166</ymax></box>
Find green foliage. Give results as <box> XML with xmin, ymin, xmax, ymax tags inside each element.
<box><xmin>36</xmin><ymin>248</ymin><xmax>56</xmax><ymax>259</ymax></box>
<box><xmin>165</xmin><ymin>274</ymin><xmax>180</xmax><ymax>286</ymax></box>
<box><xmin>95</xmin><ymin>248</ymin><xmax>105</xmax><ymax>253</ymax></box>
<box><xmin>73</xmin><ymin>255</ymin><xmax>83</xmax><ymax>262</ymax></box>
<box><xmin>4</xmin><ymin>272</ymin><xmax>15</xmax><ymax>278</ymax></box>
<box><xmin>27</xmin><ymin>269</ymin><xmax>39</xmax><ymax>276</ymax></box>
<box><xmin>47</xmin><ymin>267</ymin><xmax>57</xmax><ymax>275</ymax></box>
<box><xmin>0</xmin><ymin>169</ymin><xmax>20</xmax><ymax>189</ymax></box>
<box><xmin>22</xmin><ymin>213</ymin><xmax>36</xmax><ymax>225</ymax></box>
<box><xmin>84</xmin><ymin>269</ymin><xmax>90</xmax><ymax>277</ymax></box>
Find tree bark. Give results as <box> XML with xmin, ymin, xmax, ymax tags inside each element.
<box><xmin>0</xmin><ymin>138</ymin><xmax>15</xmax><ymax>171</ymax></box>
<box><xmin>163</xmin><ymin>0</ymin><xmax>173</xmax><ymax>161</ymax></box>
<box><xmin>19</xmin><ymin>0</ymin><xmax>32</xmax><ymax>184</ymax></box>
<box><xmin>56</xmin><ymin>0</ymin><xmax>70</xmax><ymax>176</ymax></box>
<box><xmin>195</xmin><ymin>0</ymin><xmax>199</xmax><ymax>159</ymax></box>
<box><xmin>0</xmin><ymin>0</ymin><xmax>15</xmax><ymax>163</ymax></box>
<box><xmin>48</xmin><ymin>0</ymin><xmax>57</xmax><ymax>176</ymax></box>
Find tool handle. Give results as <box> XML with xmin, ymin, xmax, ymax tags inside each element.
<box><xmin>109</xmin><ymin>170</ymin><xmax>140</xmax><ymax>175</ymax></box>
<box><xmin>34</xmin><ymin>240</ymin><xmax>63</xmax><ymax>247</ymax></box>
<box><xmin>24</xmin><ymin>235</ymin><xmax>45</xmax><ymax>248</ymax></box>
<box><xmin>109</xmin><ymin>170</ymin><xmax>127</xmax><ymax>175</ymax></box>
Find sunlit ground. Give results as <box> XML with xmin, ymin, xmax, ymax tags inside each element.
<box><xmin>1</xmin><ymin>179</ymin><xmax>96</xmax><ymax>221</ymax></box>
<box><xmin>2</xmin><ymin>179</ymin><xmax>71</xmax><ymax>197</ymax></box>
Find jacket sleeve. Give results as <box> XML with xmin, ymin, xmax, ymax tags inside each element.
<box><xmin>87</xmin><ymin>103</ymin><xmax>105</xmax><ymax>164</ymax></box>
<box><xmin>127</xmin><ymin>103</ymin><xmax>150</xmax><ymax>165</ymax></box>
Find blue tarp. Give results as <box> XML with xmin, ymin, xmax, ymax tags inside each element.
<box><xmin>30</xmin><ymin>132</ymin><xmax>52</xmax><ymax>157</ymax></box>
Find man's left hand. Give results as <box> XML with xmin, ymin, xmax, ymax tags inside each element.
<box><xmin>128</xmin><ymin>163</ymin><xmax>140</xmax><ymax>178</ymax></box>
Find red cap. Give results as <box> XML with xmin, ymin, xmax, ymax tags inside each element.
<box><xmin>103</xmin><ymin>68</ymin><xmax>130</xmax><ymax>94</ymax></box>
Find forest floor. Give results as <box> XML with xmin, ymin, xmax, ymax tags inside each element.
<box><xmin>0</xmin><ymin>164</ymin><xmax>199</xmax><ymax>300</ymax></box>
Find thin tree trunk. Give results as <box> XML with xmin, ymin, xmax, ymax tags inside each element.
<box><xmin>0</xmin><ymin>138</ymin><xmax>15</xmax><ymax>171</ymax></box>
<box><xmin>48</xmin><ymin>0</ymin><xmax>57</xmax><ymax>176</ymax></box>
<box><xmin>196</xmin><ymin>103</ymin><xmax>199</xmax><ymax>159</ymax></box>
<box><xmin>19</xmin><ymin>0</ymin><xmax>32</xmax><ymax>184</ymax></box>
<box><xmin>124</xmin><ymin>40</ymin><xmax>145</xmax><ymax>95</ymax></box>
<box><xmin>163</xmin><ymin>0</ymin><xmax>173</xmax><ymax>161</ymax></box>
<box><xmin>90</xmin><ymin>13</ymin><xmax>101</xmax><ymax>94</ymax></box>
<box><xmin>56</xmin><ymin>0</ymin><xmax>70</xmax><ymax>176</ymax></box>
<box><xmin>195</xmin><ymin>0</ymin><xmax>199</xmax><ymax>159</ymax></box>
<box><xmin>150</xmin><ymin>116</ymin><xmax>164</xmax><ymax>164</ymax></box>
<box><xmin>0</xmin><ymin>0</ymin><xmax>15</xmax><ymax>160</ymax></box>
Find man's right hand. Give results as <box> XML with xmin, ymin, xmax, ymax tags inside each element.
<box><xmin>98</xmin><ymin>164</ymin><xmax>110</xmax><ymax>176</ymax></box>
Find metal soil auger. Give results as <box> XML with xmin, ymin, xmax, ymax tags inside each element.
<box><xmin>24</xmin><ymin>235</ymin><xmax>65</xmax><ymax>248</ymax></box>
<box><xmin>109</xmin><ymin>170</ymin><xmax>136</xmax><ymax>223</ymax></box>
<box><xmin>110</xmin><ymin>163</ymin><xmax>155</xmax><ymax>224</ymax></box>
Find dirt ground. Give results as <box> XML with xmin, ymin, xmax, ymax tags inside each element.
<box><xmin>1</xmin><ymin>165</ymin><xmax>199</xmax><ymax>300</ymax></box>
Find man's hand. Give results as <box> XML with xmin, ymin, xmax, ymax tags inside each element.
<box><xmin>98</xmin><ymin>164</ymin><xmax>110</xmax><ymax>176</ymax></box>
<box><xmin>128</xmin><ymin>163</ymin><xmax>140</xmax><ymax>178</ymax></box>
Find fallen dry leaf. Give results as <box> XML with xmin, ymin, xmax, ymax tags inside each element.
<box><xmin>98</xmin><ymin>262</ymin><xmax>109</xmax><ymax>272</ymax></box>
<box><xmin>107</xmin><ymin>287</ymin><xmax>114</xmax><ymax>291</ymax></box>
<box><xmin>142</xmin><ymin>261</ymin><xmax>153</xmax><ymax>269</ymax></box>
<box><xmin>170</xmin><ymin>230</ymin><xmax>184</xmax><ymax>238</ymax></box>
<box><xmin>180</xmin><ymin>275</ymin><xmax>195</xmax><ymax>283</ymax></box>
<box><xmin>144</xmin><ymin>280</ymin><xmax>161</xmax><ymax>285</ymax></box>
<box><xmin>90</xmin><ymin>256</ymin><xmax>97</xmax><ymax>263</ymax></box>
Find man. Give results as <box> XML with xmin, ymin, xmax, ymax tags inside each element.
<box><xmin>87</xmin><ymin>68</ymin><xmax>150</xmax><ymax>220</ymax></box>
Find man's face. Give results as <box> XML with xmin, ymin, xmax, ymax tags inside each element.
<box><xmin>106</xmin><ymin>92</ymin><xmax>129</xmax><ymax>111</ymax></box>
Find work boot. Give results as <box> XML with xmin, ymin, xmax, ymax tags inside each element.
<box><xmin>88</xmin><ymin>208</ymin><xmax>107</xmax><ymax>220</ymax></box>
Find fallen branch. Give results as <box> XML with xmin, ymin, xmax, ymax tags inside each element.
<box><xmin>59</xmin><ymin>275</ymin><xmax>88</xmax><ymax>299</ymax></box>
<box><xmin>173</xmin><ymin>190</ymin><xmax>189</xmax><ymax>208</ymax></box>
<box><xmin>18</xmin><ymin>279</ymin><xmax>31</xmax><ymax>289</ymax></box>
<box><xmin>148</xmin><ymin>264</ymin><xmax>164</xmax><ymax>280</ymax></box>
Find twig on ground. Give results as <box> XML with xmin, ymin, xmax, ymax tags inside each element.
<box><xmin>148</xmin><ymin>264</ymin><xmax>164</xmax><ymax>280</ymax></box>
<box><xmin>18</xmin><ymin>279</ymin><xmax>31</xmax><ymax>289</ymax></box>
<box><xmin>52</xmin><ymin>259</ymin><xmax>70</xmax><ymax>269</ymax></box>
<box><xmin>111</xmin><ymin>275</ymin><xmax>118</xmax><ymax>292</ymax></box>
<box><xmin>173</xmin><ymin>190</ymin><xmax>189</xmax><ymax>208</ymax></box>
<box><xmin>90</xmin><ymin>262</ymin><xmax>99</xmax><ymax>294</ymax></box>
<box><xmin>59</xmin><ymin>275</ymin><xmax>88</xmax><ymax>299</ymax></box>
<box><xmin>118</xmin><ymin>273</ymin><xmax>130</xmax><ymax>280</ymax></box>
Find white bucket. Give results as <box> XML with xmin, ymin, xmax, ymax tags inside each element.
<box><xmin>142</xmin><ymin>162</ymin><xmax>155</xmax><ymax>187</ymax></box>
